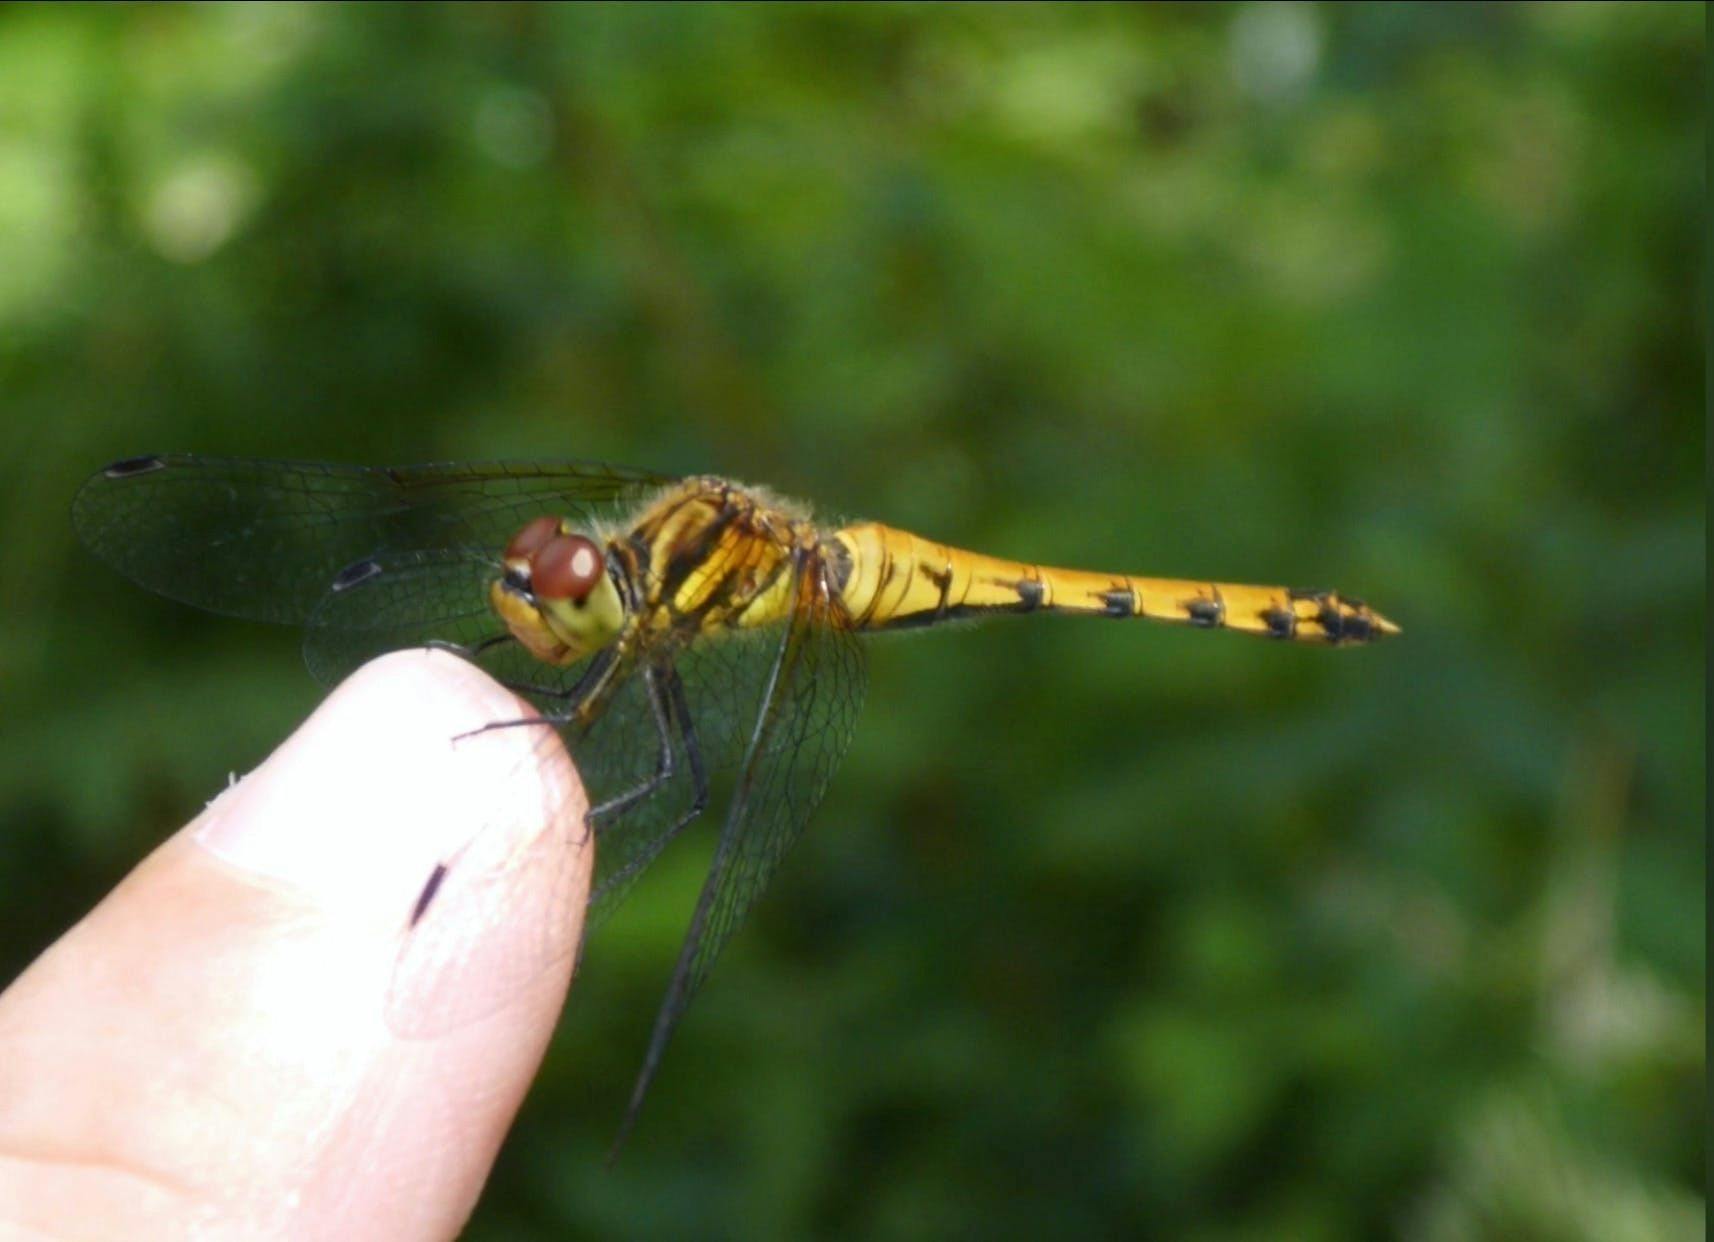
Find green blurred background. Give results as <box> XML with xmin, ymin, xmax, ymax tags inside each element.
<box><xmin>0</xmin><ymin>4</ymin><xmax>1702</xmax><ymax>1238</ymax></box>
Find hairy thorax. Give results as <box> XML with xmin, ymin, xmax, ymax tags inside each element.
<box><xmin>618</xmin><ymin>477</ymin><xmax>823</xmax><ymax>635</ymax></box>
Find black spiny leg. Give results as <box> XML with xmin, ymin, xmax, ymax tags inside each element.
<box><xmin>586</xmin><ymin>665</ymin><xmax>682</xmax><ymax>828</ymax></box>
<box><xmin>433</xmin><ymin>633</ymin><xmax>617</xmax><ymax>704</ymax></box>
<box><xmin>662</xmin><ymin>663</ymin><xmax>710</xmax><ymax>825</ymax></box>
<box><xmin>412</xmin><ymin>649</ymin><xmax>655</xmax><ymax>928</ymax></box>
<box><xmin>451</xmin><ymin>647</ymin><xmax>621</xmax><ymax>740</ymax></box>
<box><xmin>570</xmin><ymin>663</ymin><xmax>711</xmax><ymax>979</ymax></box>
<box><xmin>589</xmin><ymin>662</ymin><xmax>710</xmax><ymax>830</ymax></box>
<box><xmin>425</xmin><ymin>633</ymin><xmax>513</xmax><ymax>664</ymax></box>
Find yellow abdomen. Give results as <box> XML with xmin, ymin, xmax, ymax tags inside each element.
<box><xmin>832</xmin><ymin>522</ymin><xmax>1397</xmax><ymax>644</ymax></box>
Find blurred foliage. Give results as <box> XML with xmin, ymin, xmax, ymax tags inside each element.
<box><xmin>0</xmin><ymin>3</ymin><xmax>1702</xmax><ymax>1239</ymax></box>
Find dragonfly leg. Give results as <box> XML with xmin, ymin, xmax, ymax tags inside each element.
<box><xmin>571</xmin><ymin>666</ymin><xmax>710</xmax><ymax>979</ymax></box>
<box><xmin>410</xmin><ymin>649</ymin><xmax>622</xmax><ymax>927</ymax></box>
<box><xmin>450</xmin><ymin>647</ymin><xmax>619</xmax><ymax>740</ymax></box>
<box><xmin>597</xmin><ymin>662</ymin><xmax>710</xmax><ymax>832</ymax></box>
<box><xmin>429</xmin><ymin>633</ymin><xmax>600</xmax><ymax>703</ymax></box>
<box><xmin>586</xmin><ymin>664</ymin><xmax>696</xmax><ymax>829</ymax></box>
<box><xmin>425</xmin><ymin>633</ymin><xmax>512</xmax><ymax>663</ymax></box>
<box><xmin>493</xmin><ymin>676</ymin><xmax>591</xmax><ymax>701</ymax></box>
<box><xmin>665</xmin><ymin>664</ymin><xmax>710</xmax><ymax>814</ymax></box>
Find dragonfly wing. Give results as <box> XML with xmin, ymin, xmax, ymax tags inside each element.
<box><xmin>73</xmin><ymin>455</ymin><xmax>670</xmax><ymax>626</ymax></box>
<box><xmin>616</xmin><ymin>551</ymin><xmax>867</xmax><ymax>1144</ymax></box>
<box><xmin>584</xmin><ymin>628</ymin><xmax>783</xmax><ymax>933</ymax></box>
<box><xmin>303</xmin><ymin>549</ymin><xmax>507</xmax><ymax>688</ymax></box>
<box><xmin>302</xmin><ymin>545</ymin><xmax>652</xmax><ymax>702</ymax></box>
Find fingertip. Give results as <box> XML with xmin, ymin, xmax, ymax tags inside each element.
<box><xmin>194</xmin><ymin>647</ymin><xmax>588</xmax><ymax>921</ymax></box>
<box><xmin>0</xmin><ymin>649</ymin><xmax>593</xmax><ymax>1235</ymax></box>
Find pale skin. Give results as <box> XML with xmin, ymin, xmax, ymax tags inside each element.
<box><xmin>0</xmin><ymin>651</ymin><xmax>590</xmax><ymax>1241</ymax></box>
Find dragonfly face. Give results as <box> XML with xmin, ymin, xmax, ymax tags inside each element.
<box><xmin>71</xmin><ymin>453</ymin><xmax>1395</xmax><ymax>1151</ymax></box>
<box><xmin>490</xmin><ymin>515</ymin><xmax>626</xmax><ymax>667</ymax></box>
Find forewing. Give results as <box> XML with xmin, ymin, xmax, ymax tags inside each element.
<box><xmin>73</xmin><ymin>454</ymin><xmax>669</xmax><ymax>625</ymax></box>
<box><xmin>301</xmin><ymin>548</ymin><xmax>573</xmax><ymax>693</ymax></box>
<box><xmin>616</xmin><ymin>554</ymin><xmax>867</xmax><ymax>1140</ymax></box>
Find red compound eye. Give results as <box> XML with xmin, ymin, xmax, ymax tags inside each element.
<box><xmin>505</xmin><ymin>515</ymin><xmax>561</xmax><ymax>561</ymax></box>
<box><xmin>532</xmin><ymin>534</ymin><xmax>605</xmax><ymax>602</ymax></box>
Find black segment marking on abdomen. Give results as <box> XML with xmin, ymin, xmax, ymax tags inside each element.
<box><xmin>865</xmin><ymin>542</ymin><xmax>898</xmax><ymax>622</ymax></box>
<box><xmin>1261</xmin><ymin>606</ymin><xmax>1296</xmax><ymax>639</ymax></box>
<box><xmin>1318</xmin><ymin>602</ymin><xmax>1345</xmax><ymax>642</ymax></box>
<box><xmin>854</xmin><ymin>541</ymin><xmax>893</xmax><ymax>626</ymax></box>
<box><xmin>1185</xmin><ymin>595</ymin><xmax>1225</xmax><ymax>628</ymax></box>
<box><xmin>1014</xmin><ymin>578</ymin><xmax>1044</xmax><ymax>611</ymax></box>
<box><xmin>921</xmin><ymin>561</ymin><xmax>954</xmax><ymax>617</ymax></box>
<box><xmin>1339</xmin><ymin>612</ymin><xmax>1372</xmax><ymax>643</ymax></box>
<box><xmin>1100</xmin><ymin>587</ymin><xmax>1134</xmax><ymax>618</ymax></box>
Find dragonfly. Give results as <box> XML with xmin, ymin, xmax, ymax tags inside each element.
<box><xmin>73</xmin><ymin>454</ymin><xmax>1398</xmax><ymax>1142</ymax></box>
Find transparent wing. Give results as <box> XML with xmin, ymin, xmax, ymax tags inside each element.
<box><xmin>302</xmin><ymin>549</ymin><xmax>512</xmax><ymax>688</ymax></box>
<box><xmin>616</xmin><ymin>552</ymin><xmax>867</xmax><ymax>1143</ymax></box>
<box><xmin>72</xmin><ymin>454</ymin><xmax>670</xmax><ymax>626</ymax></box>
<box><xmin>584</xmin><ymin>629</ymin><xmax>787</xmax><ymax>932</ymax></box>
<box><xmin>77</xmin><ymin>453</ymin><xmax>871</xmax><ymax>1061</ymax></box>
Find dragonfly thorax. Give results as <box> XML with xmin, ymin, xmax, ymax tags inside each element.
<box><xmin>491</xmin><ymin>515</ymin><xmax>627</xmax><ymax>666</ymax></box>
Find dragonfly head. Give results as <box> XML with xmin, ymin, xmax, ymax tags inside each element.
<box><xmin>490</xmin><ymin>516</ymin><xmax>625</xmax><ymax>666</ymax></box>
